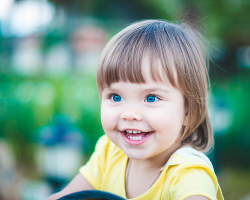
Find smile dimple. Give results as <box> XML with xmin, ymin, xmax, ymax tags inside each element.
<box><xmin>124</xmin><ymin>130</ymin><xmax>150</xmax><ymax>141</ymax></box>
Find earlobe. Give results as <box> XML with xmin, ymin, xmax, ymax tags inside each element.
<box><xmin>183</xmin><ymin>109</ymin><xmax>188</xmax><ymax>126</ymax></box>
<box><xmin>183</xmin><ymin>117</ymin><xmax>188</xmax><ymax>126</ymax></box>
<box><xmin>183</xmin><ymin>99</ymin><xmax>189</xmax><ymax>126</ymax></box>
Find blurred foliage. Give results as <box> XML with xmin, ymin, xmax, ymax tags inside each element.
<box><xmin>219</xmin><ymin>167</ymin><xmax>250</xmax><ymax>200</ymax></box>
<box><xmin>42</xmin><ymin>31</ymin><xmax>67</xmax><ymax>53</ymax></box>
<box><xmin>47</xmin><ymin>0</ymin><xmax>250</xmax><ymax>46</ymax></box>
<box><xmin>0</xmin><ymin>73</ymin><xmax>103</xmax><ymax>169</ymax></box>
<box><xmin>48</xmin><ymin>0</ymin><xmax>170</xmax><ymax>20</ymax></box>
<box><xmin>210</xmin><ymin>74</ymin><xmax>250</xmax><ymax>168</ymax></box>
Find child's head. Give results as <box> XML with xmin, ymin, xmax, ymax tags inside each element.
<box><xmin>96</xmin><ymin>20</ymin><xmax>213</xmax><ymax>152</ymax></box>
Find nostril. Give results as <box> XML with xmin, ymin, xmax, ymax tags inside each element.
<box><xmin>120</xmin><ymin>113</ymin><xmax>127</xmax><ymax>120</ymax></box>
<box><xmin>120</xmin><ymin>112</ymin><xmax>142</xmax><ymax>121</ymax></box>
<box><xmin>134</xmin><ymin>114</ymin><xmax>143</xmax><ymax>121</ymax></box>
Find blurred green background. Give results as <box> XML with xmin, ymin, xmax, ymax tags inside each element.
<box><xmin>0</xmin><ymin>0</ymin><xmax>250</xmax><ymax>199</ymax></box>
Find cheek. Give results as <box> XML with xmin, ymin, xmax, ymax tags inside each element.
<box><xmin>101</xmin><ymin>104</ymin><xmax>118</xmax><ymax>131</ymax></box>
<box><xmin>146</xmin><ymin>107</ymin><xmax>184</xmax><ymax>133</ymax></box>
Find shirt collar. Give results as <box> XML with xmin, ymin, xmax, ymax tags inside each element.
<box><xmin>163</xmin><ymin>146</ymin><xmax>214</xmax><ymax>172</ymax></box>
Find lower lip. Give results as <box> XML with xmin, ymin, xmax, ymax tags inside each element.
<box><xmin>121</xmin><ymin>131</ymin><xmax>153</xmax><ymax>145</ymax></box>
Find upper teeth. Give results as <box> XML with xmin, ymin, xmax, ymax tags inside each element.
<box><xmin>126</xmin><ymin>130</ymin><xmax>141</xmax><ymax>134</ymax></box>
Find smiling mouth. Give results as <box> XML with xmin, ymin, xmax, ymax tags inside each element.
<box><xmin>120</xmin><ymin>130</ymin><xmax>153</xmax><ymax>145</ymax></box>
<box><xmin>124</xmin><ymin>130</ymin><xmax>150</xmax><ymax>141</ymax></box>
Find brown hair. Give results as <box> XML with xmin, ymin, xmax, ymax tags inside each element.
<box><xmin>96</xmin><ymin>20</ymin><xmax>213</xmax><ymax>152</ymax></box>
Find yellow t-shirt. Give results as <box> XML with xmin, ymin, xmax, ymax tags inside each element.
<box><xmin>79</xmin><ymin>135</ymin><xmax>224</xmax><ymax>200</ymax></box>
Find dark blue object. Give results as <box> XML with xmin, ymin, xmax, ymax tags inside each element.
<box><xmin>36</xmin><ymin>114</ymin><xmax>85</xmax><ymax>148</ymax></box>
<box><xmin>58</xmin><ymin>190</ymin><xmax>126</xmax><ymax>200</ymax></box>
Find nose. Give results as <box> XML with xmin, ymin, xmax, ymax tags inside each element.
<box><xmin>120</xmin><ymin>110</ymin><xmax>143</xmax><ymax>121</ymax></box>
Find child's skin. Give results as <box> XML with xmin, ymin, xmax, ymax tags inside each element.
<box><xmin>47</xmin><ymin>56</ymin><xmax>210</xmax><ymax>200</ymax></box>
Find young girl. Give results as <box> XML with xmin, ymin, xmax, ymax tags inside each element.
<box><xmin>47</xmin><ymin>20</ymin><xmax>224</xmax><ymax>200</ymax></box>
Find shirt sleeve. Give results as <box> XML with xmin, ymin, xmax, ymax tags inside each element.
<box><xmin>79</xmin><ymin>135</ymin><xmax>109</xmax><ymax>190</ymax></box>
<box><xmin>169</xmin><ymin>162</ymin><xmax>218</xmax><ymax>200</ymax></box>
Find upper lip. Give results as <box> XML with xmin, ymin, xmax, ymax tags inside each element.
<box><xmin>119</xmin><ymin>128</ymin><xmax>151</xmax><ymax>132</ymax></box>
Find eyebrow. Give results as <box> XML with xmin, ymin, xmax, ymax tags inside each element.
<box><xmin>143</xmin><ymin>88</ymin><xmax>170</xmax><ymax>93</ymax></box>
<box><xmin>103</xmin><ymin>88</ymin><xmax>118</xmax><ymax>92</ymax></box>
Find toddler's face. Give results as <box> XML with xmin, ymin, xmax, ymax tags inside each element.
<box><xmin>100</xmin><ymin>59</ymin><xmax>188</xmax><ymax>161</ymax></box>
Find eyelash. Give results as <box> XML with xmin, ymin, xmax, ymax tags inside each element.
<box><xmin>107</xmin><ymin>93</ymin><xmax>161</xmax><ymax>102</ymax></box>
<box><xmin>107</xmin><ymin>93</ymin><xmax>122</xmax><ymax>102</ymax></box>
<box><xmin>107</xmin><ymin>93</ymin><xmax>117</xmax><ymax>99</ymax></box>
<box><xmin>145</xmin><ymin>94</ymin><xmax>161</xmax><ymax>102</ymax></box>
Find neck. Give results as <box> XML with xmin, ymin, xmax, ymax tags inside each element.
<box><xmin>130</xmin><ymin>141</ymin><xmax>181</xmax><ymax>172</ymax></box>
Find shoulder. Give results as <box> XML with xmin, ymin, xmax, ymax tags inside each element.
<box><xmin>169</xmin><ymin>162</ymin><xmax>218</xmax><ymax>187</ymax></box>
<box><xmin>164</xmin><ymin>147</ymin><xmax>223</xmax><ymax>200</ymax></box>
<box><xmin>167</xmin><ymin>147</ymin><xmax>217</xmax><ymax>186</ymax></box>
<box><xmin>168</xmin><ymin>147</ymin><xmax>214</xmax><ymax>169</ymax></box>
<box><xmin>167</xmin><ymin>163</ymin><xmax>219</xmax><ymax>200</ymax></box>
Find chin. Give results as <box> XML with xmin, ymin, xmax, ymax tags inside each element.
<box><xmin>123</xmin><ymin>148</ymin><xmax>149</xmax><ymax>160</ymax></box>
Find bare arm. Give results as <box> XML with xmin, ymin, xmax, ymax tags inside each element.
<box><xmin>184</xmin><ymin>196</ymin><xmax>210</xmax><ymax>200</ymax></box>
<box><xmin>46</xmin><ymin>173</ymin><xmax>95</xmax><ymax>200</ymax></box>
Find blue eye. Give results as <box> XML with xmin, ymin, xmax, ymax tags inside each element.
<box><xmin>112</xmin><ymin>94</ymin><xmax>121</xmax><ymax>102</ymax></box>
<box><xmin>146</xmin><ymin>95</ymin><xmax>158</xmax><ymax>102</ymax></box>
